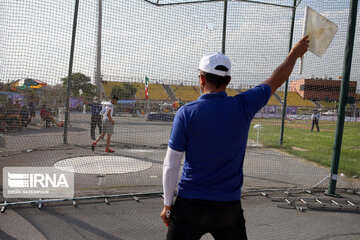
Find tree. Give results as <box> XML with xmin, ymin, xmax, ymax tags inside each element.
<box><xmin>41</xmin><ymin>84</ymin><xmax>65</xmax><ymax>107</ymax></box>
<box><xmin>0</xmin><ymin>82</ymin><xmax>6</xmax><ymax>91</ymax></box>
<box><xmin>61</xmin><ymin>72</ymin><xmax>96</xmax><ymax>100</ymax></box>
<box><xmin>0</xmin><ymin>82</ymin><xmax>11</xmax><ymax>92</ymax></box>
<box><xmin>25</xmin><ymin>88</ymin><xmax>40</xmax><ymax>102</ymax></box>
<box><xmin>111</xmin><ymin>83</ymin><xmax>137</xmax><ymax>100</ymax></box>
<box><xmin>111</xmin><ymin>85</ymin><xmax>124</xmax><ymax>99</ymax></box>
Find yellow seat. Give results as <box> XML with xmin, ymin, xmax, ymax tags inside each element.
<box><xmin>132</xmin><ymin>82</ymin><xmax>146</xmax><ymax>100</ymax></box>
<box><xmin>170</xmin><ymin>85</ymin><xmax>200</xmax><ymax>102</ymax></box>
<box><xmin>102</xmin><ymin>81</ymin><xmax>146</xmax><ymax>100</ymax></box>
<box><xmin>102</xmin><ymin>81</ymin><xmax>124</xmax><ymax>98</ymax></box>
<box><xmin>317</xmin><ymin>101</ymin><xmax>337</xmax><ymax>108</ymax></box>
<box><xmin>147</xmin><ymin>84</ymin><xmax>168</xmax><ymax>100</ymax></box>
<box><xmin>277</xmin><ymin>91</ymin><xmax>316</xmax><ymax>107</ymax></box>
<box><xmin>226</xmin><ymin>88</ymin><xmax>239</xmax><ymax>97</ymax></box>
<box><xmin>266</xmin><ymin>95</ymin><xmax>281</xmax><ymax>106</ymax></box>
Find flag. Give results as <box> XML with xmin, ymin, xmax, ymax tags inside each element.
<box><xmin>145</xmin><ymin>76</ymin><xmax>149</xmax><ymax>100</ymax></box>
<box><xmin>303</xmin><ymin>6</ymin><xmax>338</xmax><ymax>58</ymax></box>
<box><xmin>299</xmin><ymin>6</ymin><xmax>338</xmax><ymax>74</ymax></box>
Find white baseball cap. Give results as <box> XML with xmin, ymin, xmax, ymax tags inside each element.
<box><xmin>198</xmin><ymin>52</ymin><xmax>231</xmax><ymax>77</ymax></box>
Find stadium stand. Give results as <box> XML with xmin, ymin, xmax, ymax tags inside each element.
<box><xmin>317</xmin><ymin>100</ymin><xmax>337</xmax><ymax>109</ymax></box>
<box><xmin>266</xmin><ymin>95</ymin><xmax>282</xmax><ymax>106</ymax></box>
<box><xmin>226</xmin><ymin>88</ymin><xmax>239</xmax><ymax>96</ymax></box>
<box><xmin>146</xmin><ymin>84</ymin><xmax>168</xmax><ymax>101</ymax></box>
<box><xmin>132</xmin><ymin>82</ymin><xmax>146</xmax><ymax>100</ymax></box>
<box><xmin>192</xmin><ymin>86</ymin><xmax>200</xmax><ymax>95</ymax></box>
<box><xmin>103</xmin><ymin>81</ymin><xmax>349</xmax><ymax>110</ymax></box>
<box><xmin>277</xmin><ymin>91</ymin><xmax>316</xmax><ymax>107</ymax></box>
<box><xmin>163</xmin><ymin>84</ymin><xmax>177</xmax><ymax>102</ymax></box>
<box><xmin>102</xmin><ymin>81</ymin><xmax>148</xmax><ymax>100</ymax></box>
<box><xmin>170</xmin><ymin>85</ymin><xmax>200</xmax><ymax>102</ymax></box>
<box><xmin>102</xmin><ymin>81</ymin><xmax>124</xmax><ymax>97</ymax></box>
<box><xmin>311</xmin><ymin>100</ymin><xmax>322</xmax><ymax>108</ymax></box>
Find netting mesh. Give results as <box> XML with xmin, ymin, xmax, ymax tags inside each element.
<box><xmin>0</xmin><ymin>0</ymin><xmax>359</xmax><ymax>200</ymax></box>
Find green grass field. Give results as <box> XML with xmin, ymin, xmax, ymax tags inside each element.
<box><xmin>249</xmin><ymin>119</ymin><xmax>360</xmax><ymax>177</ymax></box>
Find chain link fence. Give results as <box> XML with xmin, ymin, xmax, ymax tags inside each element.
<box><xmin>0</xmin><ymin>0</ymin><xmax>359</xmax><ymax>201</ymax></box>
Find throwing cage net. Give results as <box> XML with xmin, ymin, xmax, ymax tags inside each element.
<box><xmin>0</xmin><ymin>0</ymin><xmax>359</xmax><ymax>205</ymax></box>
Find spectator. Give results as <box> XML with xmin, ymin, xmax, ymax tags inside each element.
<box><xmin>14</xmin><ymin>100</ymin><xmax>21</xmax><ymax>114</ymax></box>
<box><xmin>89</xmin><ymin>96</ymin><xmax>103</xmax><ymax>140</ymax></box>
<box><xmin>0</xmin><ymin>104</ymin><xmax>5</xmax><ymax>115</ymax></box>
<box><xmin>40</xmin><ymin>105</ymin><xmax>49</xmax><ymax>127</ymax></box>
<box><xmin>5</xmin><ymin>98</ymin><xmax>18</xmax><ymax>130</ymax></box>
<box><xmin>5</xmin><ymin>98</ymin><xmax>15</xmax><ymax>115</ymax></box>
<box><xmin>20</xmin><ymin>105</ymin><xmax>30</xmax><ymax>128</ymax></box>
<box><xmin>40</xmin><ymin>105</ymin><xmax>56</xmax><ymax>127</ymax></box>
<box><xmin>0</xmin><ymin>104</ymin><xmax>6</xmax><ymax>131</ymax></box>
<box><xmin>28</xmin><ymin>100</ymin><xmax>36</xmax><ymax>125</ymax></box>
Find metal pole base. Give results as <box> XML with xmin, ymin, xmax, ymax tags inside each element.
<box><xmin>324</xmin><ymin>191</ymin><xmax>342</xmax><ymax>198</ymax></box>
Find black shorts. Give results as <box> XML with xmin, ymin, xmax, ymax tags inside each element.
<box><xmin>167</xmin><ymin>197</ymin><xmax>247</xmax><ymax>240</ymax></box>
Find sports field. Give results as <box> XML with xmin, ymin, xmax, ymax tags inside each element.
<box><xmin>249</xmin><ymin>119</ymin><xmax>360</xmax><ymax>177</ymax></box>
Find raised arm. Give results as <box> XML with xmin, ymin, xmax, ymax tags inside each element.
<box><xmin>262</xmin><ymin>35</ymin><xmax>309</xmax><ymax>95</ymax></box>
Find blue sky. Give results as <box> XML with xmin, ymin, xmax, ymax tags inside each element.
<box><xmin>0</xmin><ymin>0</ymin><xmax>359</xmax><ymax>91</ymax></box>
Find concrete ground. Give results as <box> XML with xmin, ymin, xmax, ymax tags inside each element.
<box><xmin>0</xmin><ymin>191</ymin><xmax>359</xmax><ymax>240</ymax></box>
<box><xmin>0</xmin><ymin>113</ymin><xmax>359</xmax><ymax>239</ymax></box>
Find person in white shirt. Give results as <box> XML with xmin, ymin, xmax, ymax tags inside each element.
<box><xmin>91</xmin><ymin>96</ymin><xmax>118</xmax><ymax>153</ymax></box>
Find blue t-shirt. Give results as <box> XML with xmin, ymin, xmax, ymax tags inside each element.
<box><xmin>168</xmin><ymin>84</ymin><xmax>271</xmax><ymax>201</ymax></box>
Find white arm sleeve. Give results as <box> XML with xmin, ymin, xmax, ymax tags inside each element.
<box><xmin>163</xmin><ymin>146</ymin><xmax>184</xmax><ymax>206</ymax></box>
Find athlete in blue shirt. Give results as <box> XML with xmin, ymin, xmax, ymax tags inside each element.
<box><xmin>161</xmin><ymin>36</ymin><xmax>309</xmax><ymax>240</ymax></box>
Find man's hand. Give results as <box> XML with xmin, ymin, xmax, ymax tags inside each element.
<box><xmin>289</xmin><ymin>35</ymin><xmax>310</xmax><ymax>60</ymax></box>
<box><xmin>160</xmin><ymin>205</ymin><xmax>172</xmax><ymax>226</ymax></box>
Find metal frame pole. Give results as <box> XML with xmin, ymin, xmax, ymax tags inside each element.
<box><xmin>1</xmin><ymin>192</ymin><xmax>164</xmax><ymax>213</ymax></box>
<box><xmin>144</xmin><ymin>0</ymin><xmax>293</xmax><ymax>8</ymax></box>
<box><xmin>222</xmin><ymin>0</ymin><xmax>228</xmax><ymax>54</ymax></box>
<box><xmin>96</xmin><ymin>0</ymin><xmax>103</xmax><ymax>100</ymax></box>
<box><xmin>63</xmin><ymin>0</ymin><xmax>80</xmax><ymax>144</ymax></box>
<box><xmin>327</xmin><ymin>0</ymin><xmax>358</xmax><ymax>196</ymax></box>
<box><xmin>279</xmin><ymin>0</ymin><xmax>297</xmax><ymax>145</ymax></box>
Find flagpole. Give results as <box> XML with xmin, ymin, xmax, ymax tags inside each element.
<box><xmin>145</xmin><ymin>76</ymin><xmax>149</xmax><ymax>113</ymax></box>
<box><xmin>96</xmin><ymin>0</ymin><xmax>103</xmax><ymax>100</ymax></box>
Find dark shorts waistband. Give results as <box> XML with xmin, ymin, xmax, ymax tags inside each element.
<box><xmin>176</xmin><ymin>196</ymin><xmax>241</xmax><ymax>207</ymax></box>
